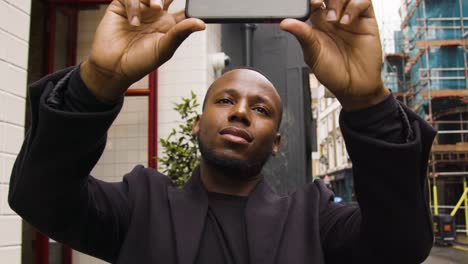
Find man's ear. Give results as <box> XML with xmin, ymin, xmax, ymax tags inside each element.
<box><xmin>192</xmin><ymin>115</ymin><xmax>201</xmax><ymax>137</ymax></box>
<box><xmin>272</xmin><ymin>133</ymin><xmax>281</xmax><ymax>156</ymax></box>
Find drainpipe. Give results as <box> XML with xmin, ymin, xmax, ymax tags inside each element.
<box><xmin>243</xmin><ymin>23</ymin><xmax>257</xmax><ymax>67</ymax></box>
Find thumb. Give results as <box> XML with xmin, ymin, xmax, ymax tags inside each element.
<box><xmin>157</xmin><ymin>18</ymin><xmax>206</xmax><ymax>64</ymax></box>
<box><xmin>280</xmin><ymin>18</ymin><xmax>321</xmax><ymax>68</ymax></box>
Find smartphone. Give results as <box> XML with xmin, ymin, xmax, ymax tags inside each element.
<box><xmin>185</xmin><ymin>0</ymin><xmax>310</xmax><ymax>23</ymax></box>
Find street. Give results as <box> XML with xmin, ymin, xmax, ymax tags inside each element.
<box><xmin>423</xmin><ymin>237</ymin><xmax>468</xmax><ymax>264</ymax></box>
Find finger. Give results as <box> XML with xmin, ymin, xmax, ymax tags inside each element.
<box><xmin>340</xmin><ymin>0</ymin><xmax>373</xmax><ymax>25</ymax></box>
<box><xmin>310</xmin><ymin>0</ymin><xmax>325</xmax><ymax>13</ymax></box>
<box><xmin>163</xmin><ymin>0</ymin><xmax>173</xmax><ymax>11</ymax></box>
<box><xmin>172</xmin><ymin>9</ymin><xmax>187</xmax><ymax>24</ymax></box>
<box><xmin>325</xmin><ymin>0</ymin><xmax>348</xmax><ymax>22</ymax></box>
<box><xmin>158</xmin><ymin>18</ymin><xmax>206</xmax><ymax>63</ymax></box>
<box><xmin>280</xmin><ymin>19</ymin><xmax>317</xmax><ymax>48</ymax></box>
<box><xmin>126</xmin><ymin>0</ymin><xmax>141</xmax><ymax>26</ymax></box>
<box><xmin>310</xmin><ymin>0</ymin><xmax>328</xmax><ymax>17</ymax></box>
<box><xmin>149</xmin><ymin>0</ymin><xmax>163</xmax><ymax>10</ymax></box>
<box><xmin>122</xmin><ymin>0</ymin><xmax>150</xmax><ymax>7</ymax></box>
<box><xmin>280</xmin><ymin>19</ymin><xmax>321</xmax><ymax>68</ymax></box>
<box><xmin>309</xmin><ymin>0</ymin><xmax>329</xmax><ymax>28</ymax></box>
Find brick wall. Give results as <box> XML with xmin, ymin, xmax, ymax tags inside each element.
<box><xmin>0</xmin><ymin>0</ymin><xmax>31</xmax><ymax>263</ymax></box>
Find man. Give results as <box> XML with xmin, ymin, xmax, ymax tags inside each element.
<box><xmin>9</xmin><ymin>0</ymin><xmax>435</xmax><ymax>263</ymax></box>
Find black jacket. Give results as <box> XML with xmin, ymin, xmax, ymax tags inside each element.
<box><xmin>9</xmin><ymin>68</ymin><xmax>436</xmax><ymax>263</ymax></box>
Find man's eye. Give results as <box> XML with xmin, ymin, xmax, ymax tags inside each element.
<box><xmin>253</xmin><ymin>107</ymin><xmax>268</xmax><ymax>115</ymax></box>
<box><xmin>218</xmin><ymin>99</ymin><xmax>232</xmax><ymax>104</ymax></box>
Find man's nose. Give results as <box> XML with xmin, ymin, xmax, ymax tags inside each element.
<box><xmin>228</xmin><ymin>100</ymin><xmax>251</xmax><ymax>126</ymax></box>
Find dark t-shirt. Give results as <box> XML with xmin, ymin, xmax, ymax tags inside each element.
<box><xmin>196</xmin><ymin>193</ymin><xmax>249</xmax><ymax>264</ymax></box>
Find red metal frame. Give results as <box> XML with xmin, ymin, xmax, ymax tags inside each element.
<box><xmin>35</xmin><ymin>233</ymin><xmax>48</xmax><ymax>264</ymax></box>
<box><xmin>148</xmin><ymin>72</ymin><xmax>158</xmax><ymax>169</ymax></box>
<box><xmin>47</xmin><ymin>6</ymin><xmax>78</xmax><ymax>73</ymax></box>
<box><xmin>124</xmin><ymin>76</ymin><xmax>158</xmax><ymax>169</ymax></box>
<box><xmin>125</xmin><ymin>89</ymin><xmax>150</xmax><ymax>96</ymax></box>
<box><xmin>41</xmin><ymin>1</ymin><xmax>159</xmax><ymax>264</ymax></box>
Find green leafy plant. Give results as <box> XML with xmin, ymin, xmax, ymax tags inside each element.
<box><xmin>159</xmin><ymin>91</ymin><xmax>201</xmax><ymax>187</ymax></box>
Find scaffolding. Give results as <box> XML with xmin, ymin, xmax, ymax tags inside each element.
<box><xmin>383</xmin><ymin>0</ymin><xmax>468</xmax><ymax>238</ymax></box>
<box><xmin>429</xmin><ymin>123</ymin><xmax>468</xmax><ymax>236</ymax></box>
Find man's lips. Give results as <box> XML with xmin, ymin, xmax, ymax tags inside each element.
<box><xmin>219</xmin><ymin>127</ymin><xmax>253</xmax><ymax>144</ymax></box>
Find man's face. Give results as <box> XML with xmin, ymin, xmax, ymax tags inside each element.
<box><xmin>193</xmin><ymin>69</ymin><xmax>282</xmax><ymax>177</ymax></box>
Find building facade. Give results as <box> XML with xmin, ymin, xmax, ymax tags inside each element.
<box><xmin>0</xmin><ymin>0</ymin><xmax>31</xmax><ymax>263</ymax></box>
<box><xmin>311</xmin><ymin>75</ymin><xmax>354</xmax><ymax>203</ymax></box>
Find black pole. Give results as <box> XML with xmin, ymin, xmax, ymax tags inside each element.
<box><xmin>243</xmin><ymin>23</ymin><xmax>257</xmax><ymax>67</ymax></box>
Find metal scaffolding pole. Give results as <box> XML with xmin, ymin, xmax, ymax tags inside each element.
<box><xmin>459</xmin><ymin>0</ymin><xmax>468</xmax><ymax>90</ymax></box>
<box><xmin>421</xmin><ymin>0</ymin><xmax>433</xmax><ymax>122</ymax></box>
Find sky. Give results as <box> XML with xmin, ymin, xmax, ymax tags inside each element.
<box><xmin>372</xmin><ymin>0</ymin><xmax>403</xmax><ymax>53</ymax></box>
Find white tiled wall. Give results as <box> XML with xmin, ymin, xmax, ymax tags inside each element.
<box><xmin>0</xmin><ymin>0</ymin><xmax>31</xmax><ymax>263</ymax></box>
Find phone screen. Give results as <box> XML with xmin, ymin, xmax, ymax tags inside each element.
<box><xmin>186</xmin><ymin>0</ymin><xmax>310</xmax><ymax>22</ymax></box>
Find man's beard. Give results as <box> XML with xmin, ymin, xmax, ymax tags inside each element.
<box><xmin>198</xmin><ymin>136</ymin><xmax>271</xmax><ymax>179</ymax></box>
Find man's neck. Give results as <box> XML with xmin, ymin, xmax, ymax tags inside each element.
<box><xmin>199</xmin><ymin>160</ymin><xmax>261</xmax><ymax>197</ymax></box>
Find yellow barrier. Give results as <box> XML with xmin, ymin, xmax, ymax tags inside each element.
<box><xmin>449</xmin><ymin>177</ymin><xmax>468</xmax><ymax>237</ymax></box>
<box><xmin>464</xmin><ymin>177</ymin><xmax>468</xmax><ymax>237</ymax></box>
<box><xmin>433</xmin><ymin>183</ymin><xmax>439</xmax><ymax>215</ymax></box>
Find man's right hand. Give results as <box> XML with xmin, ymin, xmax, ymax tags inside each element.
<box><xmin>81</xmin><ymin>0</ymin><xmax>206</xmax><ymax>102</ymax></box>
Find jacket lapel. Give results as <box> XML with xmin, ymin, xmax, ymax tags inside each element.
<box><xmin>168</xmin><ymin>167</ymin><xmax>208</xmax><ymax>264</ymax></box>
<box><xmin>246</xmin><ymin>179</ymin><xmax>291</xmax><ymax>264</ymax></box>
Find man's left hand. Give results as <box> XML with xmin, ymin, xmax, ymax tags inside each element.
<box><xmin>280</xmin><ymin>0</ymin><xmax>390</xmax><ymax>111</ymax></box>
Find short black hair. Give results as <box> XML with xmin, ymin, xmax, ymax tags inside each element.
<box><xmin>201</xmin><ymin>67</ymin><xmax>283</xmax><ymax>129</ymax></box>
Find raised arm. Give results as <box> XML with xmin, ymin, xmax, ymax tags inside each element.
<box><xmin>8</xmin><ymin>0</ymin><xmax>205</xmax><ymax>261</ymax></box>
<box><xmin>316</xmin><ymin>94</ymin><xmax>435</xmax><ymax>263</ymax></box>
<box><xmin>281</xmin><ymin>0</ymin><xmax>434</xmax><ymax>262</ymax></box>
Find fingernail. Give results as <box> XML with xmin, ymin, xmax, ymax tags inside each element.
<box><xmin>131</xmin><ymin>16</ymin><xmax>141</xmax><ymax>26</ymax></box>
<box><xmin>154</xmin><ymin>0</ymin><xmax>163</xmax><ymax>8</ymax></box>
<box><xmin>340</xmin><ymin>14</ymin><xmax>350</xmax><ymax>24</ymax></box>
<box><xmin>326</xmin><ymin>10</ymin><xmax>337</xmax><ymax>21</ymax></box>
<box><xmin>320</xmin><ymin>2</ymin><xmax>327</xmax><ymax>10</ymax></box>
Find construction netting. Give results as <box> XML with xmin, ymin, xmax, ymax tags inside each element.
<box><xmin>410</xmin><ymin>46</ymin><xmax>466</xmax><ymax>91</ymax></box>
<box><xmin>408</xmin><ymin>0</ymin><xmax>468</xmax><ymax>41</ymax></box>
<box><xmin>398</xmin><ymin>0</ymin><xmax>468</xmax><ymax>93</ymax></box>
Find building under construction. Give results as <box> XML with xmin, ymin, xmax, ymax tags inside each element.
<box><xmin>383</xmin><ymin>0</ymin><xmax>468</xmax><ymax>238</ymax></box>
